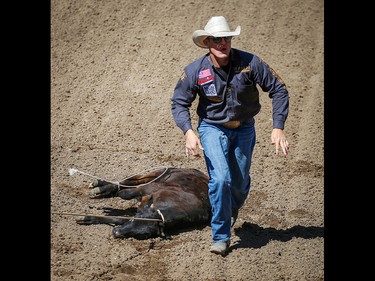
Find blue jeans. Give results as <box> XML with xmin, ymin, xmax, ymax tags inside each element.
<box><xmin>197</xmin><ymin>119</ymin><xmax>256</xmax><ymax>243</ymax></box>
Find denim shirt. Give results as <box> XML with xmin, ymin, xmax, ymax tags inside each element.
<box><xmin>171</xmin><ymin>48</ymin><xmax>289</xmax><ymax>134</ymax></box>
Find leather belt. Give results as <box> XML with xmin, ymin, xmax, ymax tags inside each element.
<box><xmin>221</xmin><ymin>120</ymin><xmax>241</xmax><ymax>129</ymax></box>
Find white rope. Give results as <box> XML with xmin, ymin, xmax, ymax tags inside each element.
<box><xmin>156</xmin><ymin>209</ymin><xmax>166</xmax><ymax>237</ymax></box>
<box><xmin>156</xmin><ymin>209</ymin><xmax>165</xmax><ymax>223</ymax></box>
<box><xmin>68</xmin><ymin>166</ymin><xmax>169</xmax><ymax>188</ymax></box>
<box><xmin>118</xmin><ymin>166</ymin><xmax>169</xmax><ymax>187</ymax></box>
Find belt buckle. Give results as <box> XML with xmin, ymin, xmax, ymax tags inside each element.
<box><xmin>222</xmin><ymin>120</ymin><xmax>241</xmax><ymax>129</ymax></box>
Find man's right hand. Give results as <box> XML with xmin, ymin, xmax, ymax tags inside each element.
<box><xmin>184</xmin><ymin>129</ymin><xmax>204</xmax><ymax>157</ymax></box>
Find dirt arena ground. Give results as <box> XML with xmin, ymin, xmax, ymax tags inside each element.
<box><xmin>50</xmin><ymin>0</ymin><xmax>324</xmax><ymax>280</ymax></box>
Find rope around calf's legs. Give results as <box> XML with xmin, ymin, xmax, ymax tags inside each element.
<box><xmin>156</xmin><ymin>209</ymin><xmax>166</xmax><ymax>237</ymax></box>
<box><xmin>156</xmin><ymin>209</ymin><xmax>165</xmax><ymax>223</ymax></box>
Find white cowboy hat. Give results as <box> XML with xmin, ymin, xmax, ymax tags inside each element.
<box><xmin>192</xmin><ymin>16</ymin><xmax>241</xmax><ymax>48</ymax></box>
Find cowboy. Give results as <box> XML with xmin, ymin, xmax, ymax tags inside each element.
<box><xmin>171</xmin><ymin>16</ymin><xmax>290</xmax><ymax>255</ymax></box>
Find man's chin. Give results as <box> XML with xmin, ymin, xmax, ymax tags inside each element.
<box><xmin>213</xmin><ymin>52</ymin><xmax>229</xmax><ymax>59</ymax></box>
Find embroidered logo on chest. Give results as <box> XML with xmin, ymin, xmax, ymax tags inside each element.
<box><xmin>206</xmin><ymin>84</ymin><xmax>217</xmax><ymax>96</ymax></box>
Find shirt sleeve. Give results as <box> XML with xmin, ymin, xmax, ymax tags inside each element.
<box><xmin>171</xmin><ymin>70</ymin><xmax>197</xmax><ymax>134</ymax></box>
<box><xmin>250</xmin><ymin>55</ymin><xmax>289</xmax><ymax>129</ymax></box>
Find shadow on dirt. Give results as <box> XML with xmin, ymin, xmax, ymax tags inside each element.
<box><xmin>232</xmin><ymin>222</ymin><xmax>323</xmax><ymax>250</ymax></box>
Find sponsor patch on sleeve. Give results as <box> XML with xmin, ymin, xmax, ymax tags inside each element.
<box><xmin>179</xmin><ymin>71</ymin><xmax>187</xmax><ymax>82</ymax></box>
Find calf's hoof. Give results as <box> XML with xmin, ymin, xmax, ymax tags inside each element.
<box><xmin>88</xmin><ymin>185</ymin><xmax>118</xmax><ymax>198</ymax></box>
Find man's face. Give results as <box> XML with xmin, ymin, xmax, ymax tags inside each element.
<box><xmin>205</xmin><ymin>36</ymin><xmax>232</xmax><ymax>59</ymax></box>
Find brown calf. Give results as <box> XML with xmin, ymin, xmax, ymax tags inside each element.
<box><xmin>76</xmin><ymin>167</ymin><xmax>211</xmax><ymax>239</ymax></box>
